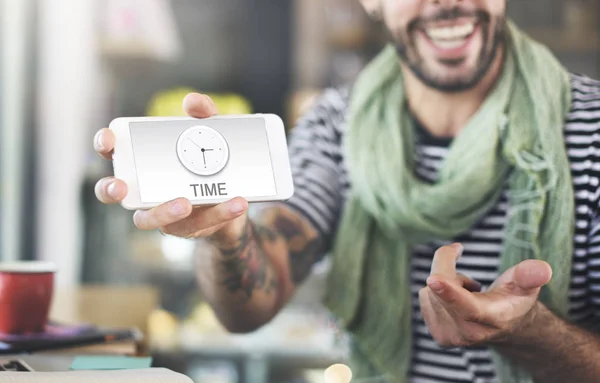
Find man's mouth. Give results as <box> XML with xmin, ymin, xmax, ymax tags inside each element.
<box><xmin>424</xmin><ymin>21</ymin><xmax>477</xmax><ymax>50</ymax></box>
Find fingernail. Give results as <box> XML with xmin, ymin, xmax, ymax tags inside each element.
<box><xmin>171</xmin><ymin>202</ymin><xmax>186</xmax><ymax>216</ymax></box>
<box><xmin>95</xmin><ymin>131</ymin><xmax>105</xmax><ymax>151</ymax></box>
<box><xmin>230</xmin><ymin>201</ymin><xmax>244</xmax><ymax>214</ymax></box>
<box><xmin>429</xmin><ymin>281</ymin><xmax>445</xmax><ymax>294</ymax></box>
<box><xmin>107</xmin><ymin>182</ymin><xmax>118</xmax><ymax>198</ymax></box>
<box><xmin>454</xmin><ymin>243</ymin><xmax>464</xmax><ymax>257</ymax></box>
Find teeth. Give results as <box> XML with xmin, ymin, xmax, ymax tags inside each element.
<box><xmin>433</xmin><ymin>39</ymin><xmax>465</xmax><ymax>49</ymax></box>
<box><xmin>426</xmin><ymin>22</ymin><xmax>475</xmax><ymax>41</ymax></box>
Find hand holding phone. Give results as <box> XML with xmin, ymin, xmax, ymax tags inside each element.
<box><xmin>93</xmin><ymin>93</ymin><xmax>291</xmax><ymax>242</ymax></box>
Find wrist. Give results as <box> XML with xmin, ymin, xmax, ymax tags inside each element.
<box><xmin>209</xmin><ymin>215</ymin><xmax>250</xmax><ymax>253</ymax></box>
<box><xmin>492</xmin><ymin>301</ymin><xmax>548</xmax><ymax>348</ymax></box>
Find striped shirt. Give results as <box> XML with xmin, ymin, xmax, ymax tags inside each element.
<box><xmin>282</xmin><ymin>74</ymin><xmax>600</xmax><ymax>382</ymax></box>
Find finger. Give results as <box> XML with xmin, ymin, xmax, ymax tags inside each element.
<box><xmin>94</xmin><ymin>128</ymin><xmax>115</xmax><ymax>160</ymax></box>
<box><xmin>95</xmin><ymin>177</ymin><xmax>128</xmax><ymax>204</ymax></box>
<box><xmin>419</xmin><ymin>287</ymin><xmax>443</xmax><ymax>324</ymax></box>
<box><xmin>161</xmin><ymin>197</ymin><xmax>248</xmax><ymax>237</ymax></box>
<box><xmin>133</xmin><ymin>198</ymin><xmax>193</xmax><ymax>230</ymax></box>
<box><xmin>514</xmin><ymin>260</ymin><xmax>552</xmax><ymax>290</ymax></box>
<box><xmin>426</xmin><ymin>275</ymin><xmax>481</xmax><ymax>320</ymax></box>
<box><xmin>430</xmin><ymin>243</ymin><xmax>463</xmax><ymax>279</ymax></box>
<box><xmin>457</xmin><ymin>273</ymin><xmax>482</xmax><ymax>292</ymax></box>
<box><xmin>496</xmin><ymin>260</ymin><xmax>552</xmax><ymax>296</ymax></box>
<box><xmin>182</xmin><ymin>93</ymin><xmax>218</xmax><ymax>118</ymax></box>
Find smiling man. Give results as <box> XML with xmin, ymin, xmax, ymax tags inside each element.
<box><xmin>94</xmin><ymin>0</ymin><xmax>600</xmax><ymax>382</ymax></box>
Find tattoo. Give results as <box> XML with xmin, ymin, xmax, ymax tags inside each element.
<box><xmin>264</xmin><ymin>274</ymin><xmax>279</xmax><ymax>295</ymax></box>
<box><xmin>214</xmin><ymin>206</ymin><xmax>324</xmax><ymax>301</ymax></box>
<box><xmin>219</xmin><ymin>220</ymin><xmax>251</xmax><ymax>257</ymax></box>
<box><xmin>273</xmin><ymin>213</ymin><xmax>323</xmax><ymax>284</ymax></box>
<box><xmin>254</xmin><ymin>224</ymin><xmax>279</xmax><ymax>242</ymax></box>
<box><xmin>216</xmin><ymin>221</ymin><xmax>280</xmax><ymax>301</ymax></box>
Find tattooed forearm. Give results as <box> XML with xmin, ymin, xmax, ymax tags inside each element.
<box><xmin>195</xmin><ymin>205</ymin><xmax>326</xmax><ymax>332</ymax></box>
<box><xmin>216</xmin><ymin>220</ymin><xmax>281</xmax><ymax>301</ymax></box>
<box><xmin>215</xmin><ymin>205</ymin><xmax>324</xmax><ymax>298</ymax></box>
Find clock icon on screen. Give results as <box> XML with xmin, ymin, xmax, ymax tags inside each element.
<box><xmin>176</xmin><ymin>126</ymin><xmax>230</xmax><ymax>176</ymax></box>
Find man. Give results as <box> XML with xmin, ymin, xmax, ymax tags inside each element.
<box><xmin>93</xmin><ymin>0</ymin><xmax>600</xmax><ymax>382</ymax></box>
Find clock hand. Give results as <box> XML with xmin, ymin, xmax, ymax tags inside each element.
<box><xmin>202</xmin><ymin>151</ymin><xmax>207</xmax><ymax>166</ymax></box>
<box><xmin>188</xmin><ymin>138</ymin><xmax>203</xmax><ymax>151</ymax></box>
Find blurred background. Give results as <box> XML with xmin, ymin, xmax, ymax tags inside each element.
<box><xmin>1</xmin><ymin>0</ymin><xmax>599</xmax><ymax>382</ymax></box>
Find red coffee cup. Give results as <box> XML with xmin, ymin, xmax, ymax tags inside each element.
<box><xmin>0</xmin><ymin>261</ymin><xmax>56</xmax><ymax>334</ymax></box>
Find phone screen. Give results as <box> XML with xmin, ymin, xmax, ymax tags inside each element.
<box><xmin>129</xmin><ymin>117</ymin><xmax>277</xmax><ymax>204</ymax></box>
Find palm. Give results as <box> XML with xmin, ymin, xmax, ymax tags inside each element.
<box><xmin>480</xmin><ymin>286</ymin><xmax>538</xmax><ymax>323</ymax></box>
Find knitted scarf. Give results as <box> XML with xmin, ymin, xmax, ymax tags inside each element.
<box><xmin>324</xmin><ymin>21</ymin><xmax>574</xmax><ymax>383</ymax></box>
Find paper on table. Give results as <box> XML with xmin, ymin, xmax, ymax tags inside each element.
<box><xmin>0</xmin><ymin>368</ymin><xmax>193</xmax><ymax>383</ymax></box>
<box><xmin>70</xmin><ymin>356</ymin><xmax>152</xmax><ymax>370</ymax></box>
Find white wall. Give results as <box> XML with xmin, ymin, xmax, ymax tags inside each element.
<box><xmin>36</xmin><ymin>0</ymin><xmax>106</xmax><ymax>286</ymax></box>
<box><xmin>1</xmin><ymin>0</ymin><xmax>35</xmax><ymax>262</ymax></box>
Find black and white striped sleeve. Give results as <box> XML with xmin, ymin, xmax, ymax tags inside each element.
<box><xmin>569</xmin><ymin>75</ymin><xmax>600</xmax><ymax>326</ymax></box>
<box><xmin>282</xmin><ymin>88</ymin><xmax>349</xmax><ymax>247</ymax></box>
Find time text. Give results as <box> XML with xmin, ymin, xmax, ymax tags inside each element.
<box><xmin>190</xmin><ymin>183</ymin><xmax>228</xmax><ymax>197</ymax></box>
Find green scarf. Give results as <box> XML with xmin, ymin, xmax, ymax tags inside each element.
<box><xmin>324</xmin><ymin>21</ymin><xmax>574</xmax><ymax>383</ymax></box>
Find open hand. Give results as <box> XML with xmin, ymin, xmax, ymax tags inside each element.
<box><xmin>419</xmin><ymin>243</ymin><xmax>553</xmax><ymax>348</ymax></box>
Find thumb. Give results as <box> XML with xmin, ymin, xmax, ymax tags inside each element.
<box><xmin>183</xmin><ymin>93</ymin><xmax>219</xmax><ymax>118</ymax></box>
<box><xmin>504</xmin><ymin>260</ymin><xmax>553</xmax><ymax>295</ymax></box>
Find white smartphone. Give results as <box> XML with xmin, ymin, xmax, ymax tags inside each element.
<box><xmin>109</xmin><ymin>114</ymin><xmax>294</xmax><ymax>210</ymax></box>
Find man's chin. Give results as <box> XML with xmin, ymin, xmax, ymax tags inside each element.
<box><xmin>437</xmin><ymin>57</ymin><xmax>468</xmax><ymax>68</ymax></box>
<box><xmin>431</xmin><ymin>65</ymin><xmax>482</xmax><ymax>83</ymax></box>
<box><xmin>412</xmin><ymin>66</ymin><xmax>487</xmax><ymax>93</ymax></box>
<box><xmin>396</xmin><ymin>44</ymin><xmax>496</xmax><ymax>92</ymax></box>
<box><xmin>408</xmin><ymin>50</ymin><xmax>496</xmax><ymax>92</ymax></box>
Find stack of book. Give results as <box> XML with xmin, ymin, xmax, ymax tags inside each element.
<box><xmin>0</xmin><ymin>322</ymin><xmax>142</xmax><ymax>356</ymax></box>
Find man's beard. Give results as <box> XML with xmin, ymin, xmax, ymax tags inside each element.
<box><xmin>393</xmin><ymin>8</ymin><xmax>506</xmax><ymax>93</ymax></box>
